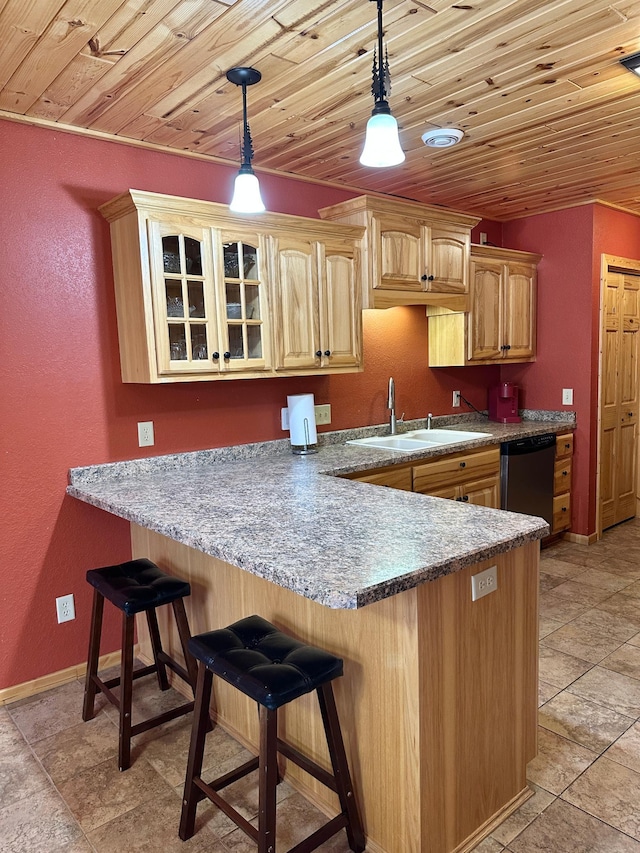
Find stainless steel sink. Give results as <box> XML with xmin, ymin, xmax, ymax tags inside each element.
<box><xmin>346</xmin><ymin>427</ymin><xmax>492</xmax><ymax>453</ymax></box>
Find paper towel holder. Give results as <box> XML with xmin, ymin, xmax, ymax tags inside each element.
<box><xmin>291</xmin><ymin>417</ymin><xmax>318</xmax><ymax>455</ymax></box>
<box><xmin>287</xmin><ymin>393</ymin><xmax>318</xmax><ymax>455</ymax></box>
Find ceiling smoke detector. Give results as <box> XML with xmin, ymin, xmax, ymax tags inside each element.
<box><xmin>421</xmin><ymin>128</ymin><xmax>464</xmax><ymax>148</ymax></box>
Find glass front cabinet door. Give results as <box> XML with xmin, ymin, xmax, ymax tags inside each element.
<box><xmin>147</xmin><ymin>221</ymin><xmax>270</xmax><ymax>377</ymax></box>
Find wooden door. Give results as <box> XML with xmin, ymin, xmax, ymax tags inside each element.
<box><xmin>600</xmin><ymin>268</ymin><xmax>640</xmax><ymax>530</ymax></box>
<box><xmin>426</xmin><ymin>223</ymin><xmax>470</xmax><ymax>294</ymax></box>
<box><xmin>468</xmin><ymin>259</ymin><xmax>503</xmax><ymax>361</ymax></box>
<box><xmin>372</xmin><ymin>213</ymin><xmax>423</xmax><ymax>291</ymax></box>
<box><xmin>270</xmin><ymin>235</ymin><xmax>320</xmax><ymax>371</ymax></box>
<box><xmin>317</xmin><ymin>238</ymin><xmax>362</xmax><ymax>369</ymax></box>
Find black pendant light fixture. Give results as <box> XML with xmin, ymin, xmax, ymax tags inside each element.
<box><xmin>226</xmin><ymin>66</ymin><xmax>265</xmax><ymax>213</ymax></box>
<box><xmin>360</xmin><ymin>0</ymin><xmax>405</xmax><ymax>168</ymax></box>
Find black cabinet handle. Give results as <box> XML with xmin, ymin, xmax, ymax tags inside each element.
<box><xmin>462</xmin><ymin>495</ymin><xmax>469</xmax><ymax>502</ymax></box>
<box><xmin>324</xmin><ymin>350</ymin><xmax>331</xmax><ymax>357</ymax></box>
<box><xmin>224</xmin><ymin>351</ymin><xmax>231</xmax><ymax>359</ymax></box>
<box><xmin>421</xmin><ymin>274</ymin><xmax>435</xmax><ymax>281</ymax></box>
<box><xmin>455</xmin><ymin>496</ymin><xmax>462</xmax><ymax>501</ymax></box>
<box><xmin>316</xmin><ymin>350</ymin><xmax>322</xmax><ymax>358</ymax></box>
<box><xmin>459</xmin><ymin>461</ymin><xmax>466</xmax><ymax>468</ymax></box>
<box><xmin>212</xmin><ymin>352</ymin><xmax>220</xmax><ymax>360</ymax></box>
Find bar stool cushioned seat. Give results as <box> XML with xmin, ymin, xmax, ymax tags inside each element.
<box><xmin>82</xmin><ymin>558</ymin><xmax>199</xmax><ymax>772</ymax></box>
<box><xmin>180</xmin><ymin>614</ymin><xmax>365</xmax><ymax>853</ymax></box>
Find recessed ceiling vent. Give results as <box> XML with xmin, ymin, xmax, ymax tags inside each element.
<box><xmin>421</xmin><ymin>128</ymin><xmax>464</xmax><ymax>148</ymax></box>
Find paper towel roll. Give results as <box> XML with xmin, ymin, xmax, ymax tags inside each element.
<box><xmin>287</xmin><ymin>393</ymin><xmax>317</xmax><ymax>453</ymax></box>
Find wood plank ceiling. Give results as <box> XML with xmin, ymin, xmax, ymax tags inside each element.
<box><xmin>2</xmin><ymin>0</ymin><xmax>640</xmax><ymax>221</ymax></box>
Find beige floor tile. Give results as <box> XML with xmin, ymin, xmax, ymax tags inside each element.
<box><xmin>563</xmin><ymin>756</ymin><xmax>640</xmax><ymax>840</ymax></box>
<box><xmin>0</xmin><ymin>706</ymin><xmax>29</xmax><ymax>750</ymax></box>
<box><xmin>490</xmin><ymin>784</ymin><xmax>555</xmax><ymax>845</ymax></box>
<box><xmin>138</xmin><ymin>716</ymin><xmax>247</xmax><ymax>788</ymax></box>
<box><xmin>0</xmin><ymin>737</ymin><xmax>54</xmax><ymax>808</ymax></box>
<box><xmin>538</xmin><ymin>555</ymin><xmax>589</xmax><ymax>578</ymax></box>
<box><xmin>539</xmin><ymin>572</ymin><xmax>565</xmax><ymax>593</ymax></box>
<box><xmin>86</xmin><ymin>787</ymin><xmax>227</xmax><ymax>852</ymax></box>
<box><xmin>0</xmin><ymin>786</ymin><xmax>89</xmax><ymax>852</ymax></box>
<box><xmin>546</xmin><ymin>579</ymin><xmax>614</xmax><ymax>607</ymax></box>
<box><xmin>538</xmin><ymin>690</ymin><xmax>634</xmax><ymax>753</ymax></box>
<box><xmin>526</xmin><ymin>728</ymin><xmax>597</xmax><ymax>795</ymax></box>
<box><xmin>538</xmin><ymin>616</ymin><xmax>565</xmax><ymax>640</ymax></box>
<box><xmin>475</xmin><ymin>838</ymin><xmax>505</xmax><ymax>852</ymax></box>
<box><xmin>597</xmin><ymin>557</ymin><xmax>640</xmax><ymax>580</ymax></box>
<box><xmin>567</xmin><ymin>666</ymin><xmax>640</xmax><ymax>718</ymax></box>
<box><xmin>58</xmin><ymin>754</ymin><xmax>175</xmax><ymax>832</ymax></box>
<box><xmin>31</xmin><ymin>713</ymin><xmax>119</xmax><ymax>783</ymax></box>
<box><xmin>601</xmin><ymin>643</ymin><xmax>640</xmax><ymax>681</ymax></box>
<box><xmin>571</xmin><ymin>568</ymin><xmax>636</xmax><ymax>593</ymax></box>
<box><xmin>7</xmin><ymin>680</ymin><xmax>86</xmax><ymax>744</ymax></box>
<box><xmin>538</xmin><ymin>680</ymin><xmax>560</xmax><ymax>707</ymax></box>
<box><xmin>628</xmin><ymin>631</ymin><xmax>640</xmax><ymax>648</ymax></box>
<box><xmin>596</xmin><ymin>591</ymin><xmax>640</xmax><ymax>629</ymax></box>
<box><xmin>507</xmin><ymin>798</ymin><xmax>640</xmax><ymax>852</ymax></box>
<box><xmin>537</xmin><ymin>646</ymin><xmax>592</xmax><ymax>689</ymax></box>
<box><xmin>606</xmin><ymin>723</ymin><xmax>640</xmax><ymax>774</ymax></box>
<box><xmin>538</xmin><ymin>591</ymin><xmax>590</xmax><ymax>625</ymax></box>
<box><xmin>540</xmin><ymin>608</ymin><xmax>638</xmax><ymax>664</ymax></box>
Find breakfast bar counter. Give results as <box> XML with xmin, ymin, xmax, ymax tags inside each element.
<box><xmin>67</xmin><ymin>417</ymin><xmax>568</xmax><ymax>853</ymax></box>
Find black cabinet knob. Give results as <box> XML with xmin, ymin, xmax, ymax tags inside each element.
<box><xmin>316</xmin><ymin>350</ymin><xmax>322</xmax><ymax>358</ymax></box>
<box><xmin>212</xmin><ymin>352</ymin><xmax>220</xmax><ymax>360</ymax></box>
<box><xmin>462</xmin><ymin>495</ymin><xmax>469</xmax><ymax>502</ymax></box>
<box><xmin>224</xmin><ymin>351</ymin><xmax>231</xmax><ymax>359</ymax></box>
<box><xmin>421</xmin><ymin>274</ymin><xmax>435</xmax><ymax>282</ymax></box>
<box><xmin>505</xmin><ymin>344</ymin><xmax>511</xmax><ymax>350</ymax></box>
<box><xmin>324</xmin><ymin>350</ymin><xmax>331</xmax><ymax>357</ymax></box>
<box><xmin>460</xmin><ymin>461</ymin><xmax>466</xmax><ymax>468</ymax></box>
<box><xmin>455</xmin><ymin>497</ymin><xmax>462</xmax><ymax>501</ymax></box>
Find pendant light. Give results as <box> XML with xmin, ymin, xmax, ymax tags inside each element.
<box><xmin>227</xmin><ymin>67</ymin><xmax>265</xmax><ymax>213</ymax></box>
<box><xmin>360</xmin><ymin>0</ymin><xmax>405</xmax><ymax>168</ymax></box>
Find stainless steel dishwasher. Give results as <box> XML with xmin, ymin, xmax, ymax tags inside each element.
<box><xmin>500</xmin><ymin>434</ymin><xmax>556</xmax><ymax>525</ymax></box>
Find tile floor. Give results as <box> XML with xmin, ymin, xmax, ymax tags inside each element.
<box><xmin>2</xmin><ymin>521</ymin><xmax>640</xmax><ymax>852</ymax></box>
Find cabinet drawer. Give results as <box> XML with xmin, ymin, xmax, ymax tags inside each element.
<box><xmin>553</xmin><ymin>493</ymin><xmax>571</xmax><ymax>532</ymax></box>
<box><xmin>352</xmin><ymin>467</ymin><xmax>413</xmax><ymax>491</ymax></box>
<box><xmin>554</xmin><ymin>458</ymin><xmax>572</xmax><ymax>495</ymax></box>
<box><xmin>413</xmin><ymin>447</ymin><xmax>500</xmax><ymax>493</ymax></box>
<box><xmin>556</xmin><ymin>433</ymin><xmax>574</xmax><ymax>459</ymax></box>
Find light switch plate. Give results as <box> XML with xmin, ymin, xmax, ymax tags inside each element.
<box><xmin>314</xmin><ymin>404</ymin><xmax>331</xmax><ymax>425</ymax></box>
<box><xmin>471</xmin><ymin>566</ymin><xmax>498</xmax><ymax>601</ymax></box>
<box><xmin>562</xmin><ymin>388</ymin><xmax>574</xmax><ymax>405</ymax></box>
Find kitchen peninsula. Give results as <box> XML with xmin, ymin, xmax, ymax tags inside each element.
<box><xmin>68</xmin><ymin>418</ymin><xmax>567</xmax><ymax>853</ymax></box>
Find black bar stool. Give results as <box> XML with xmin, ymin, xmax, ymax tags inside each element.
<box><xmin>82</xmin><ymin>558</ymin><xmax>199</xmax><ymax>771</ymax></box>
<box><xmin>179</xmin><ymin>614</ymin><xmax>365</xmax><ymax>853</ymax></box>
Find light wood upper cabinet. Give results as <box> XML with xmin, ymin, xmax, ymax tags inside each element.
<box><xmin>428</xmin><ymin>245</ymin><xmax>541</xmax><ymax>367</ymax></box>
<box><xmin>100</xmin><ymin>190</ymin><xmax>364</xmax><ymax>382</ymax></box>
<box><xmin>270</xmin><ymin>235</ymin><xmax>362</xmax><ymax>372</ymax></box>
<box><xmin>318</xmin><ymin>195</ymin><xmax>480</xmax><ymax>309</ymax></box>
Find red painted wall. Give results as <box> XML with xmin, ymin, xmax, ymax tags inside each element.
<box><xmin>1</xmin><ymin>120</ymin><xmax>499</xmax><ymax>691</ymax></box>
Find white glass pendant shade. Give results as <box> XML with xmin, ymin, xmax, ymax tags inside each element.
<box><xmin>229</xmin><ymin>170</ymin><xmax>265</xmax><ymax>214</ymax></box>
<box><xmin>360</xmin><ymin>111</ymin><xmax>405</xmax><ymax>168</ymax></box>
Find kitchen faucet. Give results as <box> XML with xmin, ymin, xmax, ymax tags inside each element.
<box><xmin>388</xmin><ymin>377</ymin><xmax>404</xmax><ymax>435</ymax></box>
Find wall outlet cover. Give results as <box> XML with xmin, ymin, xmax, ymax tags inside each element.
<box><xmin>137</xmin><ymin>421</ymin><xmax>154</xmax><ymax>447</ymax></box>
<box><xmin>562</xmin><ymin>388</ymin><xmax>573</xmax><ymax>406</ymax></box>
<box><xmin>56</xmin><ymin>594</ymin><xmax>75</xmax><ymax>624</ymax></box>
<box><xmin>471</xmin><ymin>566</ymin><xmax>498</xmax><ymax>602</ymax></box>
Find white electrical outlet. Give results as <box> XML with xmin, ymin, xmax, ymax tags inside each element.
<box><xmin>56</xmin><ymin>594</ymin><xmax>75</xmax><ymax>623</ymax></box>
<box><xmin>314</xmin><ymin>404</ymin><xmax>331</xmax><ymax>425</ymax></box>
<box><xmin>471</xmin><ymin>566</ymin><xmax>498</xmax><ymax>602</ymax></box>
<box><xmin>479</xmin><ymin>232</ymin><xmax>488</xmax><ymax>245</ymax></box>
<box><xmin>452</xmin><ymin>390</ymin><xmax>461</xmax><ymax>407</ymax></box>
<box><xmin>138</xmin><ymin>421</ymin><xmax>154</xmax><ymax>447</ymax></box>
<box><xmin>562</xmin><ymin>388</ymin><xmax>573</xmax><ymax>406</ymax></box>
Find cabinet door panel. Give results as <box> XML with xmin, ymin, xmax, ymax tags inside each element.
<box><xmin>148</xmin><ymin>220</ymin><xmax>219</xmax><ymax>376</ymax></box>
<box><xmin>468</xmin><ymin>260</ymin><xmax>503</xmax><ymax>361</ymax></box>
<box><xmin>373</xmin><ymin>214</ymin><xmax>423</xmax><ymax>291</ymax></box>
<box><xmin>271</xmin><ymin>237</ymin><xmax>319</xmax><ymax>370</ymax></box>
<box><xmin>319</xmin><ymin>241</ymin><xmax>362</xmax><ymax>369</ymax></box>
<box><xmin>503</xmin><ymin>263</ymin><xmax>536</xmax><ymax>359</ymax></box>
<box><xmin>461</xmin><ymin>475</ymin><xmax>500</xmax><ymax>508</ymax></box>
<box><xmin>427</xmin><ymin>225</ymin><xmax>469</xmax><ymax>294</ymax></box>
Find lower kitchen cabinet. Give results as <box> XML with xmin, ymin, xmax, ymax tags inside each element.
<box><xmin>552</xmin><ymin>433</ymin><xmax>573</xmax><ymax>534</ymax></box>
<box><xmin>99</xmin><ymin>189</ymin><xmax>364</xmax><ymax>382</ymax></box>
<box><xmin>345</xmin><ymin>445</ymin><xmax>501</xmax><ymax>509</ymax></box>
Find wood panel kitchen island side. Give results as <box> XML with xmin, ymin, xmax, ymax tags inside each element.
<box><xmin>68</xmin><ymin>428</ymin><xmax>551</xmax><ymax>853</ymax></box>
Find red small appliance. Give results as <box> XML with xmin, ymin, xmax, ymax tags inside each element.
<box><xmin>488</xmin><ymin>382</ymin><xmax>521</xmax><ymax>423</ymax></box>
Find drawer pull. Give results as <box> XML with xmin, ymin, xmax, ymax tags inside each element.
<box><xmin>460</xmin><ymin>461</ymin><xmax>466</xmax><ymax>468</ymax></box>
<box><xmin>462</xmin><ymin>495</ymin><xmax>469</xmax><ymax>502</ymax></box>
<box><xmin>562</xmin><ymin>506</ymin><xmax>567</xmax><ymax>512</ymax></box>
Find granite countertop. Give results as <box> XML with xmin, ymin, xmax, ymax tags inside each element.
<box><xmin>68</xmin><ymin>411</ymin><xmax>575</xmax><ymax>610</ymax></box>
